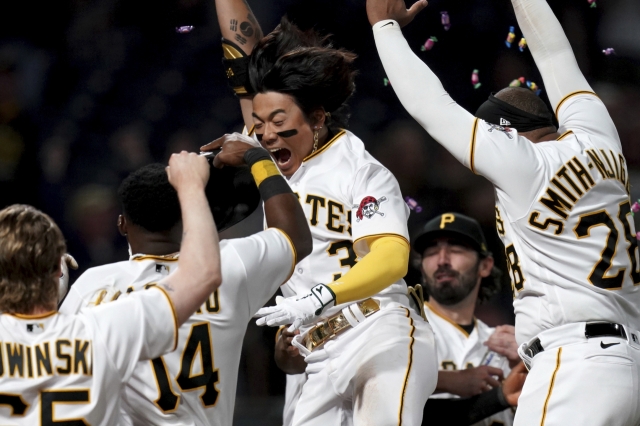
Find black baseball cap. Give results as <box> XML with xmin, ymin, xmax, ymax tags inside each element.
<box><xmin>412</xmin><ymin>212</ymin><xmax>490</xmax><ymax>257</ymax></box>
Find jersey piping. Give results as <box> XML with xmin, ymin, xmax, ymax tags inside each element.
<box><xmin>152</xmin><ymin>286</ymin><xmax>180</xmax><ymax>351</ymax></box>
<box><xmin>270</xmin><ymin>227</ymin><xmax>297</xmax><ymax>284</ymax></box>
<box><xmin>398</xmin><ymin>308</ymin><xmax>415</xmax><ymax>426</ymax></box>
<box><xmin>554</xmin><ymin>91</ymin><xmax>598</xmax><ymax>119</ymax></box>
<box><xmin>131</xmin><ymin>253</ymin><xmax>180</xmax><ymax>262</ymax></box>
<box><xmin>425</xmin><ymin>303</ymin><xmax>476</xmax><ymax>338</ymax></box>
<box><xmin>303</xmin><ymin>129</ymin><xmax>346</xmax><ymax>162</ymax></box>
<box><xmin>469</xmin><ymin>118</ymin><xmax>479</xmax><ymax>174</ymax></box>
<box><xmin>556</xmin><ymin>130</ymin><xmax>574</xmax><ymax>141</ymax></box>
<box><xmin>6</xmin><ymin>311</ymin><xmax>58</xmax><ymax>320</ymax></box>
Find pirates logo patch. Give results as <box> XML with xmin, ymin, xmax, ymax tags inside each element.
<box><xmin>487</xmin><ymin>124</ymin><xmax>514</xmax><ymax>139</ymax></box>
<box><xmin>354</xmin><ymin>196</ymin><xmax>387</xmax><ymax>222</ymax></box>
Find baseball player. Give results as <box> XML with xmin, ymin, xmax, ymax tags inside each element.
<box><xmin>368</xmin><ymin>0</ymin><xmax>640</xmax><ymax>424</ymax></box>
<box><xmin>0</xmin><ymin>152</ymin><xmax>222</xmax><ymax>425</ymax></box>
<box><xmin>276</xmin><ymin>213</ymin><xmax>529</xmax><ymax>426</ymax></box>
<box><xmin>414</xmin><ymin>212</ymin><xmax>525</xmax><ymax>425</ymax></box>
<box><xmin>60</xmin><ymin>141</ymin><xmax>312</xmax><ymax>425</ymax></box>
<box><xmin>205</xmin><ymin>1</ymin><xmax>438</xmax><ymax>424</ymax></box>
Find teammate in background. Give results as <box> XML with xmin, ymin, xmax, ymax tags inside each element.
<box><xmin>274</xmin><ymin>213</ymin><xmax>528</xmax><ymax>426</ymax></box>
<box><xmin>415</xmin><ymin>212</ymin><xmax>526</xmax><ymax>425</ymax></box>
<box><xmin>368</xmin><ymin>0</ymin><xmax>640</xmax><ymax>424</ymax></box>
<box><xmin>0</xmin><ymin>152</ymin><xmax>221</xmax><ymax>425</ymax></box>
<box><xmin>60</xmin><ymin>142</ymin><xmax>312</xmax><ymax>425</ymax></box>
<box><xmin>205</xmin><ymin>1</ymin><xmax>437</xmax><ymax>424</ymax></box>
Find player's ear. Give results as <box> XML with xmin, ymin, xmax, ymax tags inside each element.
<box><xmin>117</xmin><ymin>215</ymin><xmax>128</xmax><ymax>237</ymax></box>
<box><xmin>479</xmin><ymin>255</ymin><xmax>494</xmax><ymax>278</ymax></box>
<box><xmin>309</xmin><ymin>108</ymin><xmax>326</xmax><ymax>129</ymax></box>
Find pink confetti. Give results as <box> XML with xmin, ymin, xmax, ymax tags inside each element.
<box><xmin>405</xmin><ymin>197</ymin><xmax>423</xmax><ymax>213</ymax></box>
<box><xmin>176</xmin><ymin>26</ymin><xmax>194</xmax><ymax>34</ymax></box>
<box><xmin>632</xmin><ymin>202</ymin><xmax>640</xmax><ymax>213</ymax></box>
<box><xmin>421</xmin><ymin>37</ymin><xmax>438</xmax><ymax>52</ymax></box>
<box><xmin>441</xmin><ymin>12</ymin><xmax>451</xmax><ymax>31</ymax></box>
<box><xmin>603</xmin><ymin>48</ymin><xmax>615</xmax><ymax>56</ymax></box>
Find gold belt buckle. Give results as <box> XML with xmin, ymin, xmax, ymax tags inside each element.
<box><xmin>304</xmin><ymin>298</ymin><xmax>380</xmax><ymax>352</ymax></box>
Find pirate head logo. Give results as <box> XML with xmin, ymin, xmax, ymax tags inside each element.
<box><xmin>487</xmin><ymin>124</ymin><xmax>514</xmax><ymax>139</ymax></box>
<box><xmin>354</xmin><ymin>196</ymin><xmax>387</xmax><ymax>222</ymax></box>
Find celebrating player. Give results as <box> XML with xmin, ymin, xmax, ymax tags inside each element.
<box><xmin>367</xmin><ymin>0</ymin><xmax>640</xmax><ymax>424</ymax></box>
<box><xmin>205</xmin><ymin>1</ymin><xmax>438</xmax><ymax>424</ymax></box>
<box><xmin>0</xmin><ymin>152</ymin><xmax>222</xmax><ymax>425</ymax></box>
<box><xmin>414</xmin><ymin>212</ymin><xmax>526</xmax><ymax>425</ymax></box>
<box><xmin>60</xmin><ymin>143</ymin><xmax>312</xmax><ymax>425</ymax></box>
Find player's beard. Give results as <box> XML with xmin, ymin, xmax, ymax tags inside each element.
<box><xmin>424</xmin><ymin>263</ymin><xmax>480</xmax><ymax>306</ymax></box>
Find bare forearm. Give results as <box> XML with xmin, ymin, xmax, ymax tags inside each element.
<box><xmin>162</xmin><ymin>187</ymin><xmax>221</xmax><ymax>325</ymax></box>
<box><xmin>372</xmin><ymin>20</ymin><xmax>475</xmax><ymax>166</ymax></box>
<box><xmin>215</xmin><ymin>0</ymin><xmax>263</xmax><ymax>55</ymax></box>
<box><xmin>264</xmin><ymin>193</ymin><xmax>312</xmax><ymax>262</ymax></box>
<box><xmin>511</xmin><ymin>0</ymin><xmax>592</xmax><ymax>108</ymax></box>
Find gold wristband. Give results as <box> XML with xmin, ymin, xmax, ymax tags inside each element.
<box><xmin>250</xmin><ymin>159</ymin><xmax>280</xmax><ymax>186</ymax></box>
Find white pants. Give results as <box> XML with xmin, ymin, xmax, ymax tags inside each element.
<box><xmin>515</xmin><ymin>323</ymin><xmax>640</xmax><ymax>426</ymax></box>
<box><xmin>291</xmin><ymin>305</ymin><xmax>437</xmax><ymax>426</ymax></box>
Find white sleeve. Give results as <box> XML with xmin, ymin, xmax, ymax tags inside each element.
<box><xmin>351</xmin><ymin>163</ymin><xmax>409</xmax><ymax>257</ymax></box>
<box><xmin>372</xmin><ymin>20</ymin><xmax>477</xmax><ymax>167</ymax></box>
<box><xmin>472</xmin><ymin>120</ymin><xmax>546</xmax><ymax>219</ymax></box>
<box><xmin>86</xmin><ymin>286</ymin><xmax>178</xmax><ymax>380</ymax></box>
<box><xmin>228</xmin><ymin>228</ymin><xmax>296</xmax><ymax>315</ymax></box>
<box><xmin>510</xmin><ymin>0</ymin><xmax>593</xmax><ymax>110</ymax></box>
<box><xmin>58</xmin><ymin>272</ymin><xmax>118</xmax><ymax>314</ymax></box>
<box><xmin>556</xmin><ymin>94</ymin><xmax>621</xmax><ymax>150</ymax></box>
<box><xmin>58</xmin><ymin>286</ymin><xmax>84</xmax><ymax>315</ymax></box>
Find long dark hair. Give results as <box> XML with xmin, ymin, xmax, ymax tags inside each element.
<box><xmin>249</xmin><ymin>17</ymin><xmax>357</xmax><ymax>129</ymax></box>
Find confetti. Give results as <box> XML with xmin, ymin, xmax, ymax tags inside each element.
<box><xmin>632</xmin><ymin>202</ymin><xmax>640</xmax><ymax>213</ymax></box>
<box><xmin>441</xmin><ymin>12</ymin><xmax>451</xmax><ymax>31</ymax></box>
<box><xmin>509</xmin><ymin>77</ymin><xmax>526</xmax><ymax>87</ymax></box>
<box><xmin>420</xmin><ymin>37</ymin><xmax>438</xmax><ymax>51</ymax></box>
<box><xmin>472</xmin><ymin>69</ymin><xmax>481</xmax><ymax>89</ymax></box>
<box><xmin>603</xmin><ymin>48</ymin><xmax>616</xmax><ymax>56</ymax></box>
<box><xmin>588</xmin><ymin>0</ymin><xmax>596</xmax><ymax>8</ymax></box>
<box><xmin>506</xmin><ymin>26</ymin><xmax>516</xmax><ymax>48</ymax></box>
<box><xmin>518</xmin><ymin>37</ymin><xmax>527</xmax><ymax>52</ymax></box>
<box><xmin>175</xmin><ymin>26</ymin><xmax>194</xmax><ymax>34</ymax></box>
<box><xmin>526</xmin><ymin>80</ymin><xmax>542</xmax><ymax>96</ymax></box>
<box><xmin>404</xmin><ymin>197</ymin><xmax>423</xmax><ymax>213</ymax></box>
<box><xmin>636</xmin><ymin>232</ymin><xmax>640</xmax><ymax>240</ymax></box>
<box><xmin>383</xmin><ymin>78</ymin><xmax>391</xmax><ymax>86</ymax></box>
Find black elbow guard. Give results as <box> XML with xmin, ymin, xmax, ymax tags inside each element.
<box><xmin>221</xmin><ymin>38</ymin><xmax>254</xmax><ymax>96</ymax></box>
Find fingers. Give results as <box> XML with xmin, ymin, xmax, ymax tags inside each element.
<box><xmin>487</xmin><ymin>366</ymin><xmax>504</xmax><ymax>379</ymax></box>
<box><xmin>407</xmin><ymin>0</ymin><xmax>428</xmax><ymax>19</ymax></box>
<box><xmin>511</xmin><ymin>361</ymin><xmax>528</xmax><ymax>374</ymax></box>
<box><xmin>486</xmin><ymin>375</ymin><xmax>502</xmax><ymax>389</ymax></box>
<box><xmin>288</xmin><ymin>318</ymin><xmax>303</xmax><ymax>333</ymax></box>
<box><xmin>254</xmin><ymin>305</ymin><xmax>280</xmax><ymax>319</ymax></box>
<box><xmin>275</xmin><ymin>296</ymin><xmax>285</xmax><ymax>305</ymax></box>
<box><xmin>63</xmin><ymin>254</ymin><xmax>79</xmax><ymax>270</ymax></box>
<box><xmin>200</xmin><ymin>135</ymin><xmax>227</xmax><ymax>152</ymax></box>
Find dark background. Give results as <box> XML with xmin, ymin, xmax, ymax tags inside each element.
<box><xmin>1</xmin><ymin>0</ymin><xmax>639</xmax><ymax>423</ymax></box>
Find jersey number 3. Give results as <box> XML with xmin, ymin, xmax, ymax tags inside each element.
<box><xmin>151</xmin><ymin>322</ymin><xmax>220</xmax><ymax>412</ymax></box>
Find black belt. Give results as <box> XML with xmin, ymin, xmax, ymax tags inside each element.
<box><xmin>524</xmin><ymin>322</ymin><xmax>627</xmax><ymax>359</ymax></box>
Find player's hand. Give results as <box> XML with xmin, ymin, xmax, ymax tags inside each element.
<box><xmin>275</xmin><ymin>326</ymin><xmax>307</xmax><ymax>374</ymax></box>
<box><xmin>254</xmin><ymin>284</ymin><xmax>336</xmax><ymax>331</ymax></box>
<box><xmin>437</xmin><ymin>366</ymin><xmax>504</xmax><ymax>397</ymax></box>
<box><xmin>167</xmin><ymin>151</ymin><xmax>210</xmax><ymax>191</ymax></box>
<box><xmin>200</xmin><ymin>132</ymin><xmax>262</xmax><ymax>169</ymax></box>
<box><xmin>366</xmin><ymin>0</ymin><xmax>427</xmax><ymax>28</ymax></box>
<box><xmin>485</xmin><ymin>325</ymin><xmax>520</xmax><ymax>366</ymax></box>
<box><xmin>501</xmin><ymin>361</ymin><xmax>528</xmax><ymax>406</ymax></box>
<box><xmin>58</xmin><ymin>253</ymin><xmax>78</xmax><ymax>303</ymax></box>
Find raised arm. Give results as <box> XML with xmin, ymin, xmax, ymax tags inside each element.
<box><xmin>214</xmin><ymin>0</ymin><xmax>263</xmax><ymax>129</ymax></box>
<box><xmin>511</xmin><ymin>0</ymin><xmax>593</xmax><ymax>110</ymax></box>
<box><xmin>367</xmin><ymin>0</ymin><xmax>476</xmax><ymax>166</ymax></box>
<box><xmin>161</xmin><ymin>152</ymin><xmax>222</xmax><ymax>325</ymax></box>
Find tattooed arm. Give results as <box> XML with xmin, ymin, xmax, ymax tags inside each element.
<box><xmin>214</xmin><ymin>0</ymin><xmax>263</xmax><ymax>129</ymax></box>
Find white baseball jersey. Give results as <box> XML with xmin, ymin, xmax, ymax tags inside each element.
<box><xmin>60</xmin><ymin>228</ymin><xmax>295</xmax><ymax>426</ymax></box>
<box><xmin>0</xmin><ymin>287</ymin><xmax>176</xmax><ymax>425</ymax></box>
<box><xmin>425</xmin><ymin>304</ymin><xmax>513</xmax><ymax>426</ymax></box>
<box><xmin>470</xmin><ymin>93</ymin><xmax>640</xmax><ymax>344</ymax></box>
<box><xmin>277</xmin><ymin>129</ymin><xmax>411</xmax><ymax>311</ymax></box>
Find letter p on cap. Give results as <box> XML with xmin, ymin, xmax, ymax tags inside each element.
<box><xmin>440</xmin><ymin>214</ymin><xmax>455</xmax><ymax>229</ymax></box>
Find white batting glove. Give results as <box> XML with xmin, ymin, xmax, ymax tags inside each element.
<box><xmin>255</xmin><ymin>284</ymin><xmax>336</xmax><ymax>332</ymax></box>
<box><xmin>58</xmin><ymin>254</ymin><xmax>78</xmax><ymax>303</ymax></box>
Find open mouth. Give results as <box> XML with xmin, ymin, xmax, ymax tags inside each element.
<box><xmin>269</xmin><ymin>147</ymin><xmax>292</xmax><ymax>167</ymax></box>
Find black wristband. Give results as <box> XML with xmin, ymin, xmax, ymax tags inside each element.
<box><xmin>243</xmin><ymin>147</ymin><xmax>271</xmax><ymax>166</ymax></box>
<box><xmin>258</xmin><ymin>175</ymin><xmax>292</xmax><ymax>202</ymax></box>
